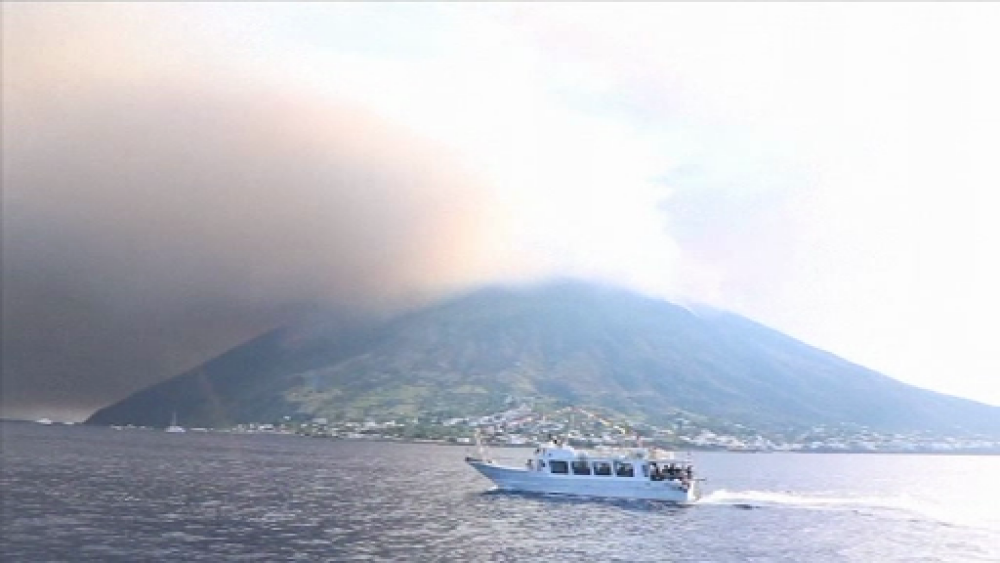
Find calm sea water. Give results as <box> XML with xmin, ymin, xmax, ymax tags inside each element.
<box><xmin>2</xmin><ymin>421</ymin><xmax>998</xmax><ymax>562</ymax></box>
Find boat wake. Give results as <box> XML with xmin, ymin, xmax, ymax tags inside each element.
<box><xmin>700</xmin><ymin>489</ymin><xmax>1000</xmax><ymax>533</ymax></box>
<box><xmin>701</xmin><ymin>489</ymin><xmax>887</xmax><ymax>510</ymax></box>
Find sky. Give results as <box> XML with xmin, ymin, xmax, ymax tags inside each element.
<box><xmin>3</xmin><ymin>3</ymin><xmax>1000</xmax><ymax>420</ymax></box>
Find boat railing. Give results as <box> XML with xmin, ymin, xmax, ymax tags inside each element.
<box><xmin>584</xmin><ymin>446</ymin><xmax>680</xmax><ymax>462</ymax></box>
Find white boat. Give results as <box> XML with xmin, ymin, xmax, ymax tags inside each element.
<box><xmin>35</xmin><ymin>418</ymin><xmax>53</xmax><ymax>425</ymax></box>
<box><xmin>165</xmin><ymin>412</ymin><xmax>186</xmax><ymax>433</ymax></box>
<box><xmin>466</xmin><ymin>439</ymin><xmax>702</xmax><ymax>504</ymax></box>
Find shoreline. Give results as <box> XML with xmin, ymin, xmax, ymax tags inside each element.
<box><xmin>5</xmin><ymin>420</ymin><xmax>999</xmax><ymax>455</ymax></box>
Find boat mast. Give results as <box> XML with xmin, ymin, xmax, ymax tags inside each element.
<box><xmin>473</xmin><ymin>428</ymin><xmax>491</xmax><ymax>462</ymax></box>
<box><xmin>564</xmin><ymin>412</ymin><xmax>574</xmax><ymax>446</ymax></box>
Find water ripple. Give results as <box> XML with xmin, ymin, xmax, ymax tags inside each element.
<box><xmin>2</xmin><ymin>423</ymin><xmax>997</xmax><ymax>562</ymax></box>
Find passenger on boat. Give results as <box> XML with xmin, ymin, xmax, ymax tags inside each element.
<box><xmin>649</xmin><ymin>462</ymin><xmax>663</xmax><ymax>481</ymax></box>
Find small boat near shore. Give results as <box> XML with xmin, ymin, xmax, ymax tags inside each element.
<box><xmin>466</xmin><ymin>438</ymin><xmax>702</xmax><ymax>504</ymax></box>
<box><xmin>165</xmin><ymin>412</ymin><xmax>186</xmax><ymax>433</ymax></box>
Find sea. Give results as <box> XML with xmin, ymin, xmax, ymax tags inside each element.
<box><xmin>1</xmin><ymin>421</ymin><xmax>998</xmax><ymax>562</ymax></box>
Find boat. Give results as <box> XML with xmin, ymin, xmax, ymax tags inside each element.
<box><xmin>165</xmin><ymin>412</ymin><xmax>186</xmax><ymax>433</ymax></box>
<box><xmin>35</xmin><ymin>418</ymin><xmax>53</xmax><ymax>425</ymax></box>
<box><xmin>466</xmin><ymin>437</ymin><xmax>702</xmax><ymax>504</ymax></box>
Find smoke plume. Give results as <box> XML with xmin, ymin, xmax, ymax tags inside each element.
<box><xmin>2</xmin><ymin>5</ymin><xmax>515</xmax><ymax>418</ymax></box>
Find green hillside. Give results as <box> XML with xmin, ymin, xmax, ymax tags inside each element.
<box><xmin>86</xmin><ymin>281</ymin><xmax>1000</xmax><ymax>437</ymax></box>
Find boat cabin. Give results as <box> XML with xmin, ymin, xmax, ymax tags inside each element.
<box><xmin>527</xmin><ymin>443</ymin><xmax>695</xmax><ymax>483</ymax></box>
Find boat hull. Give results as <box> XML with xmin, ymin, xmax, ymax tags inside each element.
<box><xmin>467</xmin><ymin>460</ymin><xmax>700</xmax><ymax>504</ymax></box>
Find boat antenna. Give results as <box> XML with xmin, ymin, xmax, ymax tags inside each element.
<box><xmin>565</xmin><ymin>411</ymin><xmax>574</xmax><ymax>446</ymax></box>
<box><xmin>473</xmin><ymin>428</ymin><xmax>492</xmax><ymax>462</ymax></box>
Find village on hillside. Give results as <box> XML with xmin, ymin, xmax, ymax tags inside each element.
<box><xmin>153</xmin><ymin>400</ymin><xmax>1000</xmax><ymax>455</ymax></box>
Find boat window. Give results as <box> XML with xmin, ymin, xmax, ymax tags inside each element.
<box><xmin>571</xmin><ymin>460</ymin><xmax>591</xmax><ymax>475</ymax></box>
<box><xmin>614</xmin><ymin>461</ymin><xmax>635</xmax><ymax>477</ymax></box>
<box><xmin>593</xmin><ymin>461</ymin><xmax>612</xmax><ymax>476</ymax></box>
<box><xmin>549</xmin><ymin>460</ymin><xmax>569</xmax><ymax>474</ymax></box>
<box><xmin>641</xmin><ymin>463</ymin><xmax>649</xmax><ymax>477</ymax></box>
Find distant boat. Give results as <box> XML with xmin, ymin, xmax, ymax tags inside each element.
<box><xmin>35</xmin><ymin>418</ymin><xmax>53</xmax><ymax>425</ymax></box>
<box><xmin>165</xmin><ymin>412</ymin><xmax>186</xmax><ymax>433</ymax></box>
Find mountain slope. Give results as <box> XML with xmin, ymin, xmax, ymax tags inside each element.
<box><xmin>86</xmin><ymin>281</ymin><xmax>1000</xmax><ymax>436</ymax></box>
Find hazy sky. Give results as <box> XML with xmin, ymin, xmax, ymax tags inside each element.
<box><xmin>4</xmin><ymin>3</ymin><xmax>1000</xmax><ymax>420</ymax></box>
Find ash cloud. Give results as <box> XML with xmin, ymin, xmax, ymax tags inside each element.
<box><xmin>1</xmin><ymin>5</ymin><xmax>511</xmax><ymax>419</ymax></box>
